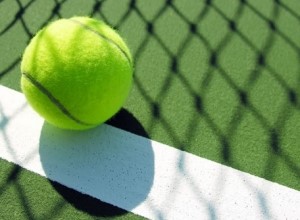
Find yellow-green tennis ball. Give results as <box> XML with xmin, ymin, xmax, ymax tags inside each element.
<box><xmin>21</xmin><ymin>17</ymin><xmax>133</xmax><ymax>130</ymax></box>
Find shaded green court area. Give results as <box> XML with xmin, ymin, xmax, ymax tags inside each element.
<box><xmin>1</xmin><ymin>0</ymin><xmax>300</xmax><ymax>219</ymax></box>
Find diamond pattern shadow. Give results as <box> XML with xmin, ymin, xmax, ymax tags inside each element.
<box><xmin>0</xmin><ymin>0</ymin><xmax>299</xmax><ymax>218</ymax></box>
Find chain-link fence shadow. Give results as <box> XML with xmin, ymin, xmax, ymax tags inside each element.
<box><xmin>1</xmin><ymin>0</ymin><xmax>300</xmax><ymax>219</ymax></box>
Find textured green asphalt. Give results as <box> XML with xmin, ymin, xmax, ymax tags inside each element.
<box><xmin>0</xmin><ymin>0</ymin><xmax>299</xmax><ymax>219</ymax></box>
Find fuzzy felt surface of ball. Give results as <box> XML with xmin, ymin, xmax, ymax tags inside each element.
<box><xmin>21</xmin><ymin>17</ymin><xmax>133</xmax><ymax>130</ymax></box>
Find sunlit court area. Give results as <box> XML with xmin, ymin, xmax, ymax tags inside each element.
<box><xmin>0</xmin><ymin>0</ymin><xmax>300</xmax><ymax>219</ymax></box>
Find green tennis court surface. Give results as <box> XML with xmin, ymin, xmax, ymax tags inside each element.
<box><xmin>1</xmin><ymin>0</ymin><xmax>299</xmax><ymax>219</ymax></box>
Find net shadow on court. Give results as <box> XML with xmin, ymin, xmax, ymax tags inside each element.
<box><xmin>0</xmin><ymin>0</ymin><xmax>299</xmax><ymax>218</ymax></box>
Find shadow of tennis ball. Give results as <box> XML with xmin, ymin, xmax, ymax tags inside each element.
<box><xmin>39</xmin><ymin>109</ymin><xmax>154</xmax><ymax>217</ymax></box>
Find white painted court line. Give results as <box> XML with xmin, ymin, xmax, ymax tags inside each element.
<box><xmin>0</xmin><ymin>85</ymin><xmax>299</xmax><ymax>220</ymax></box>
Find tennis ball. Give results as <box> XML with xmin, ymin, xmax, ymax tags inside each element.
<box><xmin>21</xmin><ymin>17</ymin><xmax>133</xmax><ymax>130</ymax></box>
